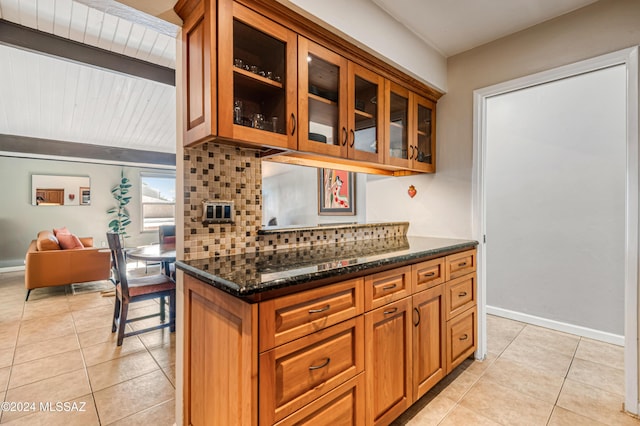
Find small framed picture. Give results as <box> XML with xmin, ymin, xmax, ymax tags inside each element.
<box><xmin>318</xmin><ymin>168</ymin><xmax>355</xmax><ymax>215</ymax></box>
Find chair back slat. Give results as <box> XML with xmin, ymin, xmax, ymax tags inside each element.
<box><xmin>106</xmin><ymin>232</ymin><xmax>130</xmax><ymax>299</ymax></box>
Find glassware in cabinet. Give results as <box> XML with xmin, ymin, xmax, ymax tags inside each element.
<box><xmin>218</xmin><ymin>1</ymin><xmax>297</xmax><ymax>150</ymax></box>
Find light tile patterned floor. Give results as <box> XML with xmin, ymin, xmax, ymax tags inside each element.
<box><xmin>0</xmin><ymin>269</ymin><xmax>175</xmax><ymax>425</ymax></box>
<box><xmin>2</xmin><ymin>267</ymin><xmax>639</xmax><ymax>425</ymax></box>
<box><xmin>393</xmin><ymin>315</ymin><xmax>640</xmax><ymax>425</ymax></box>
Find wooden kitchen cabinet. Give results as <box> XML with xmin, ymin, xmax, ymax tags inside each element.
<box><xmin>274</xmin><ymin>374</ymin><xmax>365</xmax><ymax>426</ymax></box>
<box><xmin>260</xmin><ymin>317</ymin><xmax>364</xmax><ymax>425</ymax></box>
<box><xmin>412</xmin><ymin>285</ymin><xmax>446</xmax><ymax>400</ymax></box>
<box><xmin>178</xmin><ymin>0</ymin><xmax>216</xmax><ymax>146</ymax></box>
<box><xmin>175</xmin><ymin>0</ymin><xmax>442</xmax><ymax>174</ymax></box>
<box><xmin>298</xmin><ymin>39</ymin><xmax>384</xmax><ymax>164</ymax></box>
<box><xmin>364</xmin><ymin>265</ymin><xmax>412</xmax><ymax>311</ymax></box>
<box><xmin>259</xmin><ymin>277</ymin><xmax>363</xmax><ymax>352</ymax></box>
<box><xmin>446</xmin><ymin>305</ymin><xmax>477</xmax><ymax>373</ymax></box>
<box><xmin>218</xmin><ymin>0</ymin><xmax>298</xmax><ymax>149</ymax></box>
<box><xmin>181</xmin><ymin>247</ymin><xmax>476</xmax><ymax>425</ymax></box>
<box><xmin>365</xmin><ymin>297</ymin><xmax>413</xmax><ymax>426</ymax></box>
<box><xmin>183</xmin><ymin>274</ymin><xmax>258</xmax><ymax>426</ymax></box>
<box><xmin>384</xmin><ymin>81</ymin><xmax>436</xmax><ymax>172</ymax></box>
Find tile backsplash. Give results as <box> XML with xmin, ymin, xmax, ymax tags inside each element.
<box><xmin>183</xmin><ymin>143</ymin><xmax>408</xmax><ymax>260</ymax></box>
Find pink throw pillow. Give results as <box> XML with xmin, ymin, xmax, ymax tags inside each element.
<box><xmin>57</xmin><ymin>233</ymin><xmax>84</xmax><ymax>250</ymax></box>
<box><xmin>53</xmin><ymin>226</ymin><xmax>70</xmax><ymax>236</ymax></box>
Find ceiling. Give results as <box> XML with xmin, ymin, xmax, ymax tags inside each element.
<box><xmin>371</xmin><ymin>0</ymin><xmax>599</xmax><ymax>57</ymax></box>
<box><xmin>0</xmin><ymin>0</ymin><xmax>600</xmax><ymax>161</ymax></box>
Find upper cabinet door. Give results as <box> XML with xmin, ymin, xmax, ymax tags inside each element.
<box><xmin>385</xmin><ymin>81</ymin><xmax>411</xmax><ymax>169</ymax></box>
<box><xmin>348</xmin><ymin>63</ymin><xmax>384</xmax><ymax>164</ymax></box>
<box><xmin>180</xmin><ymin>0</ymin><xmax>215</xmax><ymax>146</ymax></box>
<box><xmin>298</xmin><ymin>37</ymin><xmax>348</xmax><ymax>157</ymax></box>
<box><xmin>412</xmin><ymin>94</ymin><xmax>436</xmax><ymax>173</ymax></box>
<box><xmin>217</xmin><ymin>1</ymin><xmax>297</xmax><ymax>150</ymax></box>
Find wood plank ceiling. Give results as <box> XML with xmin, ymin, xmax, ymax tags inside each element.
<box><xmin>0</xmin><ymin>0</ymin><xmax>178</xmax><ymax>156</ymax></box>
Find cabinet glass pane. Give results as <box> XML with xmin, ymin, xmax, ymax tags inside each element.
<box><xmin>416</xmin><ymin>104</ymin><xmax>433</xmax><ymax>164</ymax></box>
<box><xmin>354</xmin><ymin>75</ymin><xmax>378</xmax><ymax>153</ymax></box>
<box><xmin>389</xmin><ymin>92</ymin><xmax>409</xmax><ymax>160</ymax></box>
<box><xmin>307</xmin><ymin>54</ymin><xmax>340</xmax><ymax>146</ymax></box>
<box><xmin>232</xmin><ymin>20</ymin><xmax>286</xmax><ymax>134</ymax></box>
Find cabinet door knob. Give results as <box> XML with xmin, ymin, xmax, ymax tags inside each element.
<box><xmin>349</xmin><ymin>129</ymin><xmax>355</xmax><ymax>147</ymax></box>
<box><xmin>413</xmin><ymin>307</ymin><xmax>420</xmax><ymax>326</ymax></box>
<box><xmin>342</xmin><ymin>127</ymin><xmax>347</xmax><ymax>146</ymax></box>
<box><xmin>459</xmin><ymin>334</ymin><xmax>468</xmax><ymax>341</ymax></box>
<box><xmin>382</xmin><ymin>283</ymin><xmax>397</xmax><ymax>291</ymax></box>
<box><xmin>458</xmin><ymin>291</ymin><xmax>467</xmax><ymax>297</ymax></box>
<box><xmin>309</xmin><ymin>357</ymin><xmax>331</xmax><ymax>370</ymax></box>
<box><xmin>290</xmin><ymin>113</ymin><xmax>297</xmax><ymax>136</ymax></box>
<box><xmin>383</xmin><ymin>307</ymin><xmax>398</xmax><ymax>315</ymax></box>
<box><xmin>308</xmin><ymin>304</ymin><xmax>331</xmax><ymax>314</ymax></box>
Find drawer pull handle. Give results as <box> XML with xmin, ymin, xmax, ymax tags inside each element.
<box><xmin>308</xmin><ymin>305</ymin><xmax>331</xmax><ymax>314</ymax></box>
<box><xmin>458</xmin><ymin>262</ymin><xmax>468</xmax><ymax>267</ymax></box>
<box><xmin>309</xmin><ymin>357</ymin><xmax>331</xmax><ymax>370</ymax></box>
<box><xmin>413</xmin><ymin>307</ymin><xmax>420</xmax><ymax>326</ymax></box>
<box><xmin>458</xmin><ymin>291</ymin><xmax>468</xmax><ymax>297</ymax></box>
<box><xmin>382</xmin><ymin>284</ymin><xmax>397</xmax><ymax>291</ymax></box>
<box><xmin>459</xmin><ymin>334</ymin><xmax>469</xmax><ymax>341</ymax></box>
<box><xmin>384</xmin><ymin>307</ymin><xmax>398</xmax><ymax>315</ymax></box>
<box><xmin>425</xmin><ymin>272</ymin><xmax>436</xmax><ymax>277</ymax></box>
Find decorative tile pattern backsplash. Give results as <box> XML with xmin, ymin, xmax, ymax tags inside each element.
<box><xmin>183</xmin><ymin>143</ymin><xmax>262</xmax><ymax>259</ymax></box>
<box><xmin>183</xmin><ymin>143</ymin><xmax>408</xmax><ymax>260</ymax></box>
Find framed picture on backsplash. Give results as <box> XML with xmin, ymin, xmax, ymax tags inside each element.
<box><xmin>318</xmin><ymin>168</ymin><xmax>355</xmax><ymax>215</ymax></box>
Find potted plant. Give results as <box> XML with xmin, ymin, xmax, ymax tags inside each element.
<box><xmin>107</xmin><ymin>169</ymin><xmax>132</xmax><ymax>245</ymax></box>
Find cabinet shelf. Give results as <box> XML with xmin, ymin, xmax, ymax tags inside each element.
<box><xmin>308</xmin><ymin>92</ymin><xmax>337</xmax><ymax>106</ymax></box>
<box><xmin>234</xmin><ymin>67</ymin><xmax>283</xmax><ymax>89</ymax></box>
<box><xmin>417</xmin><ymin>130</ymin><xmax>427</xmax><ymax>136</ymax></box>
<box><xmin>355</xmin><ymin>109</ymin><xmax>373</xmax><ymax>119</ymax></box>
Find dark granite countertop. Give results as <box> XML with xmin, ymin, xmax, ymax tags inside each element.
<box><xmin>176</xmin><ymin>236</ymin><xmax>478</xmax><ymax>302</ymax></box>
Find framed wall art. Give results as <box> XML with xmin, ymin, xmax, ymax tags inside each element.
<box><xmin>318</xmin><ymin>168</ymin><xmax>355</xmax><ymax>215</ymax></box>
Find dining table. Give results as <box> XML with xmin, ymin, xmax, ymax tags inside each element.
<box><xmin>127</xmin><ymin>243</ymin><xmax>176</xmax><ymax>277</ymax></box>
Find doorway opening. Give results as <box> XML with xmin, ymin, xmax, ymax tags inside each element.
<box><xmin>472</xmin><ymin>47</ymin><xmax>639</xmax><ymax>414</ymax></box>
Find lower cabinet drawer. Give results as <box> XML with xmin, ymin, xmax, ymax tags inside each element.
<box><xmin>446</xmin><ymin>306</ymin><xmax>477</xmax><ymax>374</ymax></box>
<box><xmin>260</xmin><ymin>317</ymin><xmax>364</xmax><ymax>425</ymax></box>
<box><xmin>445</xmin><ymin>273</ymin><xmax>476</xmax><ymax>320</ymax></box>
<box><xmin>275</xmin><ymin>374</ymin><xmax>365</xmax><ymax>426</ymax></box>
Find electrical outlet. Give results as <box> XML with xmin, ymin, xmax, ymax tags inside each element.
<box><xmin>101</xmin><ymin>241</ymin><xmax>106</xmax><ymax>247</ymax></box>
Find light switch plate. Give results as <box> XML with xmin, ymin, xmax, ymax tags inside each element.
<box><xmin>202</xmin><ymin>200</ymin><xmax>234</xmax><ymax>224</ymax></box>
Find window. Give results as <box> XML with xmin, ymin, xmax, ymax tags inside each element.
<box><xmin>141</xmin><ymin>172</ymin><xmax>176</xmax><ymax>231</ymax></box>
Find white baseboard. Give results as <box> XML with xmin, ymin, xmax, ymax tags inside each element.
<box><xmin>0</xmin><ymin>265</ymin><xmax>25</xmax><ymax>273</ymax></box>
<box><xmin>487</xmin><ymin>305</ymin><xmax>624</xmax><ymax>346</ymax></box>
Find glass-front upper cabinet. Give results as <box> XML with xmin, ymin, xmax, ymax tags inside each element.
<box><xmin>385</xmin><ymin>81</ymin><xmax>410</xmax><ymax>168</ymax></box>
<box><xmin>348</xmin><ymin>63</ymin><xmax>384</xmax><ymax>163</ymax></box>
<box><xmin>413</xmin><ymin>94</ymin><xmax>436</xmax><ymax>173</ymax></box>
<box><xmin>217</xmin><ymin>1</ymin><xmax>297</xmax><ymax>150</ymax></box>
<box><xmin>385</xmin><ymin>82</ymin><xmax>436</xmax><ymax>172</ymax></box>
<box><xmin>298</xmin><ymin>37</ymin><xmax>348</xmax><ymax>157</ymax></box>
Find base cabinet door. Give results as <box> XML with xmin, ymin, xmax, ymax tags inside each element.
<box><xmin>365</xmin><ymin>297</ymin><xmax>412</xmax><ymax>426</ymax></box>
<box><xmin>412</xmin><ymin>285</ymin><xmax>446</xmax><ymax>400</ymax></box>
<box><xmin>183</xmin><ymin>275</ymin><xmax>258</xmax><ymax>426</ymax></box>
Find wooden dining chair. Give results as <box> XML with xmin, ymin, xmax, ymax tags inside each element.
<box><xmin>106</xmin><ymin>232</ymin><xmax>176</xmax><ymax>346</ymax></box>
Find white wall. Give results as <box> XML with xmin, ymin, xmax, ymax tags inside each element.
<box><xmin>367</xmin><ymin>0</ymin><xmax>640</xmax><ymax>241</ymax></box>
<box><xmin>262</xmin><ymin>161</ymin><xmax>366</xmax><ymax>227</ymax></box>
<box><xmin>485</xmin><ymin>65</ymin><xmax>626</xmax><ymax>335</ymax></box>
<box><xmin>278</xmin><ymin>0</ymin><xmax>447</xmax><ymax>92</ymax></box>
<box><xmin>0</xmin><ymin>156</ymin><xmax>172</xmax><ymax>267</ymax></box>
